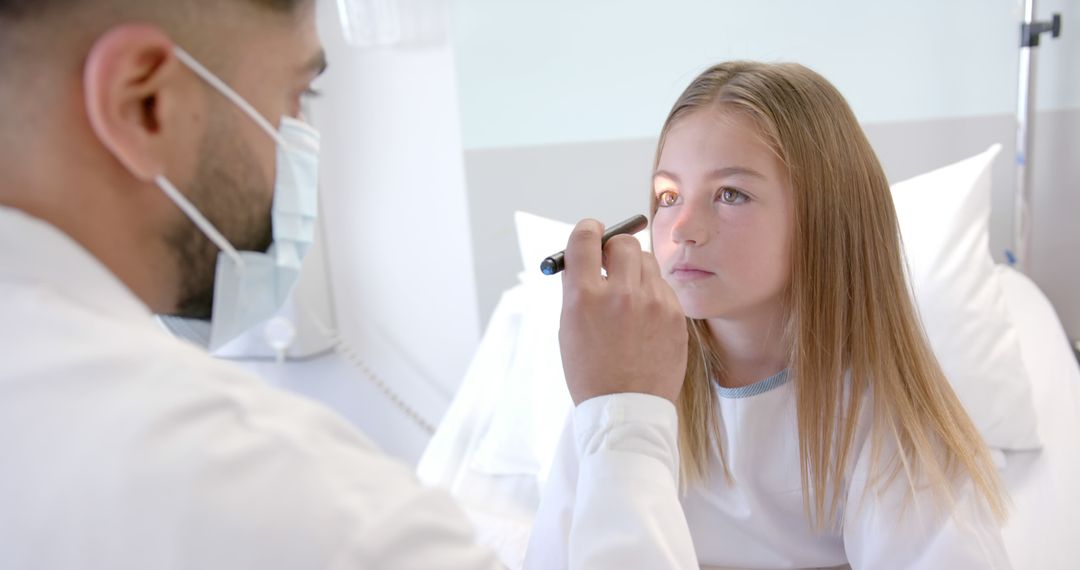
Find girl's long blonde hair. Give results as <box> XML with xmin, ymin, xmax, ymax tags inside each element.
<box><xmin>654</xmin><ymin>61</ymin><xmax>1006</xmax><ymax>529</ymax></box>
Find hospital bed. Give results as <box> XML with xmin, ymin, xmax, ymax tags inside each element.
<box><xmin>997</xmin><ymin>267</ymin><xmax>1080</xmax><ymax>569</ymax></box>
<box><xmin>417</xmin><ymin>242</ymin><xmax>1080</xmax><ymax>569</ymax></box>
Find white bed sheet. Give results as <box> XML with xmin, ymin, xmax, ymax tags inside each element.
<box><xmin>417</xmin><ymin>282</ymin><xmax>566</xmax><ymax>569</ymax></box>
<box><xmin>419</xmin><ymin>266</ymin><xmax>1080</xmax><ymax>569</ymax></box>
<box><xmin>997</xmin><ymin>266</ymin><xmax>1080</xmax><ymax>569</ymax></box>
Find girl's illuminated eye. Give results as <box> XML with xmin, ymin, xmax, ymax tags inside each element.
<box><xmin>657</xmin><ymin>190</ymin><xmax>680</xmax><ymax>207</ymax></box>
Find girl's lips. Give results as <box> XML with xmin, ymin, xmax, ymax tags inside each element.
<box><xmin>670</xmin><ymin>264</ymin><xmax>715</xmax><ymax>281</ymax></box>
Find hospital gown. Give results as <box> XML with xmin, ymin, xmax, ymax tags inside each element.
<box><xmin>525</xmin><ymin>369</ymin><xmax>1013</xmax><ymax>570</ymax></box>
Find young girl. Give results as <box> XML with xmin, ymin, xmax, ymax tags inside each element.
<box><xmin>525</xmin><ymin>61</ymin><xmax>1010</xmax><ymax>569</ymax></box>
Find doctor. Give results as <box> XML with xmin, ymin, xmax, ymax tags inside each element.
<box><xmin>0</xmin><ymin>0</ymin><xmax>697</xmax><ymax>568</ymax></box>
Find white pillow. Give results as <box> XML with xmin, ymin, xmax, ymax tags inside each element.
<box><xmin>463</xmin><ymin>212</ymin><xmax>652</xmax><ymax>480</ymax></box>
<box><xmin>513</xmin><ymin>211</ymin><xmax>652</xmax><ymax>285</ymax></box>
<box><xmin>467</xmin><ymin>212</ymin><xmax>651</xmax><ymax>480</ymax></box>
<box><xmin>892</xmin><ymin>144</ymin><xmax>1040</xmax><ymax>450</ymax></box>
<box><xmin>513</xmin><ymin>211</ymin><xmax>576</xmax><ymax>286</ymax></box>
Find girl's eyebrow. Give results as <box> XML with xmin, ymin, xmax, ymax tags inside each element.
<box><xmin>653</xmin><ymin>166</ymin><xmax>764</xmax><ymax>184</ymax></box>
<box><xmin>705</xmin><ymin>166</ymin><xmax>765</xmax><ymax>179</ymax></box>
<box><xmin>652</xmin><ymin>170</ymin><xmax>680</xmax><ymax>184</ymax></box>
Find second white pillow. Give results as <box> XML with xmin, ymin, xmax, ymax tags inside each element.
<box><xmin>892</xmin><ymin>144</ymin><xmax>1040</xmax><ymax>451</ymax></box>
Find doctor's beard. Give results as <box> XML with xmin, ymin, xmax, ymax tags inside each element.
<box><xmin>165</xmin><ymin>111</ymin><xmax>274</xmax><ymax>320</ymax></box>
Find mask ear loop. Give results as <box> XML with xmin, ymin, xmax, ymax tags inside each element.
<box><xmin>171</xmin><ymin>46</ymin><xmax>289</xmax><ymax>148</ymax></box>
<box><xmin>154</xmin><ymin>175</ymin><xmax>245</xmax><ymax>267</ymax></box>
<box><xmin>163</xmin><ymin>45</ymin><xmax>289</xmax><ymax>269</ymax></box>
<box><xmin>164</xmin><ymin>47</ymin><xmax>324</xmax><ymax>269</ymax></box>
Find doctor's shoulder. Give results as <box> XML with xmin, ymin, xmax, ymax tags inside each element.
<box><xmin>130</xmin><ymin>328</ymin><xmax>397</xmax><ymax>478</ymax></box>
<box><xmin>103</xmin><ymin>330</ymin><xmax>488</xmax><ymax>566</ymax></box>
<box><xmin>2</xmin><ymin>300</ymin><xmax>495</xmax><ymax>566</ymax></box>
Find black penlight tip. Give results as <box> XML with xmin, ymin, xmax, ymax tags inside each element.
<box><xmin>540</xmin><ymin>257</ymin><xmax>559</xmax><ymax>275</ymax></box>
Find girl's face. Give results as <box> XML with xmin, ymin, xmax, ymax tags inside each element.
<box><xmin>651</xmin><ymin>108</ymin><xmax>794</xmax><ymax>321</ymax></box>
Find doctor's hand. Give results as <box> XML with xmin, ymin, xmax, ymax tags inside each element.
<box><xmin>559</xmin><ymin>219</ymin><xmax>689</xmax><ymax>406</ymax></box>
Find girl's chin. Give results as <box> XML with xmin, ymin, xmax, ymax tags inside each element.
<box><xmin>674</xmin><ymin>288</ymin><xmax>743</xmax><ymax>321</ymax></box>
<box><xmin>677</xmin><ymin>300</ymin><xmax>727</xmax><ymax>321</ymax></box>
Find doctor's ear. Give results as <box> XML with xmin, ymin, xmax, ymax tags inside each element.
<box><xmin>83</xmin><ymin>24</ymin><xmax>200</xmax><ymax>183</ymax></box>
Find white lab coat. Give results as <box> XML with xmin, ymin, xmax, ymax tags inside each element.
<box><xmin>0</xmin><ymin>204</ymin><xmax>687</xmax><ymax>569</ymax></box>
<box><xmin>527</xmin><ymin>370</ymin><xmax>1014</xmax><ymax>570</ymax></box>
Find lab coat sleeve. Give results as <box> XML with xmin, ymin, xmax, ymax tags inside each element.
<box><xmin>328</xmin><ymin>484</ymin><xmax>506</xmax><ymax>570</ymax></box>
<box><xmin>842</xmin><ymin>443</ymin><xmax>1013</xmax><ymax>570</ymax></box>
<box><xmin>160</xmin><ymin>378</ymin><xmax>510</xmax><ymax>570</ymax></box>
<box><xmin>524</xmin><ymin>393</ymin><xmax>698</xmax><ymax>570</ymax></box>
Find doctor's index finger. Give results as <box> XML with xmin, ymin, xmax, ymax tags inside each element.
<box><xmin>562</xmin><ymin>219</ymin><xmax>605</xmax><ymax>289</ymax></box>
<box><xmin>602</xmin><ymin>234</ymin><xmax>643</xmax><ymax>290</ymax></box>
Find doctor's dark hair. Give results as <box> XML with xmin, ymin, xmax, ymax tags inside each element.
<box><xmin>654</xmin><ymin>61</ymin><xmax>1006</xmax><ymax>529</ymax></box>
<box><xmin>0</xmin><ymin>0</ymin><xmax>302</xmax><ymax>19</ymax></box>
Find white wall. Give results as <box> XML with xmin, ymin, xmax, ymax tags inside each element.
<box><xmin>313</xmin><ymin>0</ymin><xmax>481</xmax><ymax>393</ymax></box>
<box><xmin>453</xmin><ymin>0</ymin><xmax>1080</xmax><ymax>150</ymax></box>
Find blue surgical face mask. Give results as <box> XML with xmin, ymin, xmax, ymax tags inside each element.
<box><xmin>155</xmin><ymin>46</ymin><xmax>320</xmax><ymax>351</ymax></box>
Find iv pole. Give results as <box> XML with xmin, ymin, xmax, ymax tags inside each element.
<box><xmin>1011</xmin><ymin>0</ymin><xmax>1061</xmax><ymax>273</ymax></box>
